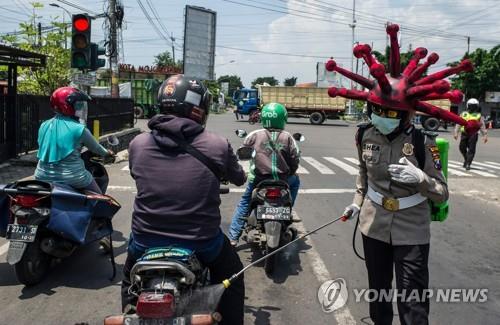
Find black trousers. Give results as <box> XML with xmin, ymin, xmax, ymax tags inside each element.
<box><xmin>459</xmin><ymin>133</ymin><xmax>479</xmax><ymax>166</ymax></box>
<box><xmin>121</xmin><ymin>236</ymin><xmax>245</xmax><ymax>325</ymax></box>
<box><xmin>362</xmin><ymin>235</ymin><xmax>430</xmax><ymax>325</ymax></box>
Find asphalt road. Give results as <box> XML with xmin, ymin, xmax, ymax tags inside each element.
<box><xmin>0</xmin><ymin>112</ymin><xmax>499</xmax><ymax>325</ymax></box>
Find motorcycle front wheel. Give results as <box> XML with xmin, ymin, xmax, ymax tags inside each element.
<box><xmin>15</xmin><ymin>239</ymin><xmax>51</xmax><ymax>286</ymax></box>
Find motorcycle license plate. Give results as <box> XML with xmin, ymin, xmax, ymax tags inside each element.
<box><xmin>6</xmin><ymin>224</ymin><xmax>37</xmax><ymax>242</ymax></box>
<box><xmin>256</xmin><ymin>206</ymin><xmax>291</xmax><ymax>220</ymax></box>
<box><xmin>123</xmin><ymin>316</ymin><xmax>185</xmax><ymax>325</ymax></box>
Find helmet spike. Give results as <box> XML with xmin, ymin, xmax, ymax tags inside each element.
<box><xmin>326</xmin><ymin>60</ymin><xmax>375</xmax><ymax>90</ymax></box>
<box><xmin>407</xmin><ymin>80</ymin><xmax>450</xmax><ymax>97</ymax></box>
<box><xmin>370</xmin><ymin>63</ymin><xmax>392</xmax><ymax>94</ymax></box>
<box><xmin>386</xmin><ymin>24</ymin><xmax>401</xmax><ymax>77</ymax></box>
<box><xmin>328</xmin><ymin>87</ymin><xmax>369</xmax><ymax>101</ymax></box>
<box><xmin>421</xmin><ymin>89</ymin><xmax>464</xmax><ymax>104</ymax></box>
<box><xmin>353</xmin><ymin>44</ymin><xmax>379</xmax><ymax>68</ymax></box>
<box><xmin>414</xmin><ymin>59</ymin><xmax>474</xmax><ymax>86</ymax></box>
<box><xmin>416</xmin><ymin>101</ymin><xmax>480</xmax><ymax>134</ymax></box>
<box><xmin>402</xmin><ymin>47</ymin><xmax>428</xmax><ymax>77</ymax></box>
<box><xmin>408</xmin><ymin>53</ymin><xmax>439</xmax><ymax>84</ymax></box>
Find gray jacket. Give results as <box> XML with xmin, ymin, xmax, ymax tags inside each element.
<box><xmin>354</xmin><ymin>125</ymin><xmax>448</xmax><ymax>245</ymax></box>
<box><xmin>129</xmin><ymin>115</ymin><xmax>246</xmax><ymax>244</ymax></box>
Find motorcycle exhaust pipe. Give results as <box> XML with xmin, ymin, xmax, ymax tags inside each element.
<box><xmin>41</xmin><ymin>237</ymin><xmax>76</xmax><ymax>258</ymax></box>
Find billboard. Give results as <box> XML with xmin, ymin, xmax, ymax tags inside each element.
<box><xmin>316</xmin><ymin>62</ymin><xmax>344</xmax><ymax>88</ymax></box>
<box><xmin>183</xmin><ymin>6</ymin><xmax>216</xmax><ymax>80</ymax></box>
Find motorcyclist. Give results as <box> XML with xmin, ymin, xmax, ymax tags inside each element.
<box><xmin>34</xmin><ymin>87</ymin><xmax>114</xmax><ymax>193</ymax></box>
<box><xmin>228</xmin><ymin>102</ymin><xmax>301</xmax><ymax>246</ymax></box>
<box><xmin>453</xmin><ymin>98</ymin><xmax>488</xmax><ymax>170</ymax></box>
<box><xmin>122</xmin><ymin>74</ymin><xmax>247</xmax><ymax>324</ymax></box>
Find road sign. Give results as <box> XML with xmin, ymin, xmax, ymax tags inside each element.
<box><xmin>72</xmin><ymin>73</ymin><xmax>96</xmax><ymax>86</ymax></box>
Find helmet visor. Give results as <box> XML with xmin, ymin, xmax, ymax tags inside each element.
<box><xmin>74</xmin><ymin>101</ymin><xmax>88</xmax><ymax>124</ymax></box>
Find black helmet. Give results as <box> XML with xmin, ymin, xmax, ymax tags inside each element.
<box><xmin>158</xmin><ymin>74</ymin><xmax>212</xmax><ymax>125</ymax></box>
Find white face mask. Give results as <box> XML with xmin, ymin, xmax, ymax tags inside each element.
<box><xmin>74</xmin><ymin>101</ymin><xmax>88</xmax><ymax>124</ymax></box>
<box><xmin>371</xmin><ymin>113</ymin><xmax>400</xmax><ymax>135</ymax></box>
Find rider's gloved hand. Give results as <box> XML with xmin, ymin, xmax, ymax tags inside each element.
<box><xmin>388</xmin><ymin>157</ymin><xmax>425</xmax><ymax>184</ymax></box>
<box><xmin>341</xmin><ymin>203</ymin><xmax>360</xmax><ymax>221</ymax></box>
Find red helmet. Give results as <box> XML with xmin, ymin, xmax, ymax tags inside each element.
<box><xmin>50</xmin><ymin>87</ymin><xmax>91</xmax><ymax>116</ymax></box>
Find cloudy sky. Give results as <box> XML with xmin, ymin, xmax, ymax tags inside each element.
<box><xmin>1</xmin><ymin>0</ymin><xmax>499</xmax><ymax>86</ymax></box>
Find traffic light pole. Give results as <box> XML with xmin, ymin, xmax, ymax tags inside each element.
<box><xmin>109</xmin><ymin>0</ymin><xmax>120</xmax><ymax>98</ymax></box>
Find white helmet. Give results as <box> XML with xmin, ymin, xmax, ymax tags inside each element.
<box><xmin>466</xmin><ymin>98</ymin><xmax>479</xmax><ymax>107</ymax></box>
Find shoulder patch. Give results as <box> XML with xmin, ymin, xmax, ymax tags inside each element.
<box><xmin>427</xmin><ymin>145</ymin><xmax>442</xmax><ymax>170</ymax></box>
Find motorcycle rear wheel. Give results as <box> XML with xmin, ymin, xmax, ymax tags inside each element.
<box><xmin>15</xmin><ymin>240</ymin><xmax>51</xmax><ymax>286</ymax></box>
<box><xmin>264</xmin><ymin>245</ymin><xmax>276</xmax><ymax>276</ymax></box>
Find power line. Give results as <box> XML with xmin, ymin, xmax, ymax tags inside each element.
<box><xmin>216</xmin><ymin>45</ymin><xmax>350</xmax><ymax>59</ymax></box>
<box><xmin>135</xmin><ymin>0</ymin><xmax>172</xmax><ymax>46</ymax></box>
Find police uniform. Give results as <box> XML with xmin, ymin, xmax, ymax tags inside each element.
<box><xmin>454</xmin><ymin>111</ymin><xmax>487</xmax><ymax>168</ymax></box>
<box><xmin>354</xmin><ymin>125</ymin><xmax>448</xmax><ymax>325</ymax></box>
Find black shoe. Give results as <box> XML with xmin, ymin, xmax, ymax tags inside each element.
<box><xmin>465</xmin><ymin>164</ymin><xmax>471</xmax><ymax>170</ymax></box>
<box><xmin>463</xmin><ymin>161</ymin><xmax>467</xmax><ymax>168</ymax></box>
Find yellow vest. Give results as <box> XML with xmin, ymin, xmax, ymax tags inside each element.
<box><xmin>460</xmin><ymin>111</ymin><xmax>481</xmax><ymax>133</ymax></box>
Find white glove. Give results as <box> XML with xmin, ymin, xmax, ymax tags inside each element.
<box><xmin>341</xmin><ymin>203</ymin><xmax>360</xmax><ymax>221</ymax></box>
<box><xmin>388</xmin><ymin>157</ymin><xmax>426</xmax><ymax>184</ymax></box>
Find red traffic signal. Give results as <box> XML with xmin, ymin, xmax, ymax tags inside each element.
<box><xmin>73</xmin><ymin>17</ymin><xmax>90</xmax><ymax>32</ymax></box>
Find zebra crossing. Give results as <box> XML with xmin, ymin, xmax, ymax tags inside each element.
<box><xmin>120</xmin><ymin>157</ymin><xmax>500</xmax><ymax>178</ymax></box>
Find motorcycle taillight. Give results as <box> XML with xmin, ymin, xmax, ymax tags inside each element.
<box><xmin>136</xmin><ymin>292</ymin><xmax>175</xmax><ymax>319</ymax></box>
<box><xmin>265</xmin><ymin>188</ymin><xmax>282</xmax><ymax>199</ymax></box>
<box><xmin>14</xmin><ymin>195</ymin><xmax>41</xmax><ymax>208</ymax></box>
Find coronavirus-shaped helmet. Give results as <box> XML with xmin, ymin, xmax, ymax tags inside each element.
<box><xmin>326</xmin><ymin>24</ymin><xmax>480</xmax><ymax>134</ymax></box>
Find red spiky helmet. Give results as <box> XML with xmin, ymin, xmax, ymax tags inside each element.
<box><xmin>326</xmin><ymin>24</ymin><xmax>480</xmax><ymax>135</ymax></box>
<box><xmin>50</xmin><ymin>86</ymin><xmax>91</xmax><ymax>116</ymax></box>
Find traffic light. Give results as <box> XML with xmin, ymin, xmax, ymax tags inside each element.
<box><xmin>90</xmin><ymin>43</ymin><xmax>106</xmax><ymax>70</ymax></box>
<box><xmin>71</xmin><ymin>14</ymin><xmax>91</xmax><ymax>69</ymax></box>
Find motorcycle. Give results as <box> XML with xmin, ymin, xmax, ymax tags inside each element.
<box><xmin>235</xmin><ymin>129</ymin><xmax>305</xmax><ymax>275</ymax></box>
<box><xmin>0</xmin><ymin>137</ymin><xmax>121</xmax><ymax>286</ymax></box>
<box><xmin>248</xmin><ymin>110</ymin><xmax>261</xmax><ymax>125</ymax></box>
<box><xmin>104</xmin><ymin>188</ymin><xmax>230</xmax><ymax>325</ymax></box>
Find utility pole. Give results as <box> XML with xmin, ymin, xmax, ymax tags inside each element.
<box><xmin>171</xmin><ymin>33</ymin><xmax>176</xmax><ymax>63</ymax></box>
<box><xmin>348</xmin><ymin>0</ymin><xmax>356</xmax><ymax>115</ymax></box>
<box><xmin>467</xmin><ymin>36</ymin><xmax>470</xmax><ymax>54</ymax></box>
<box><xmin>109</xmin><ymin>0</ymin><xmax>119</xmax><ymax>98</ymax></box>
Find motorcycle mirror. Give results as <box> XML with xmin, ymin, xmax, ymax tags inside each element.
<box><xmin>292</xmin><ymin>133</ymin><xmax>305</xmax><ymax>142</ymax></box>
<box><xmin>107</xmin><ymin>135</ymin><xmax>120</xmax><ymax>146</ymax></box>
<box><xmin>235</xmin><ymin>129</ymin><xmax>248</xmax><ymax>138</ymax></box>
<box><xmin>236</xmin><ymin>146</ymin><xmax>253</xmax><ymax>161</ymax></box>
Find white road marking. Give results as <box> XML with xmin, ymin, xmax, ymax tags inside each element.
<box><xmin>485</xmin><ymin>161</ymin><xmax>500</xmax><ymax>167</ymax></box>
<box><xmin>323</xmin><ymin>157</ymin><xmax>358</xmax><ymax>175</ymax></box>
<box><xmin>107</xmin><ymin>185</ymin><xmax>136</xmax><ymax>191</ymax></box>
<box><xmin>229</xmin><ymin>188</ymin><xmax>355</xmax><ymax>194</ymax></box>
<box><xmin>121</xmin><ymin>165</ymin><xmax>130</xmax><ymax>171</ymax></box>
<box><xmin>296</xmin><ymin>165</ymin><xmax>310</xmax><ymax>174</ymax></box>
<box><xmin>447</xmin><ymin>168</ymin><xmax>472</xmax><ymax>177</ymax></box>
<box><xmin>450</xmin><ymin>160</ymin><xmax>496</xmax><ymax>172</ymax></box>
<box><xmin>0</xmin><ymin>242</ymin><xmax>9</xmax><ymax>256</ymax></box>
<box><xmin>294</xmin><ymin>213</ymin><xmax>357</xmax><ymax>324</ymax></box>
<box><xmin>302</xmin><ymin>157</ymin><xmax>335</xmax><ymax>175</ymax></box>
<box><xmin>343</xmin><ymin>157</ymin><xmax>359</xmax><ymax>166</ymax></box>
<box><xmin>448</xmin><ymin>162</ymin><xmax>498</xmax><ymax>178</ymax></box>
<box><xmin>470</xmin><ymin>162</ymin><xmax>500</xmax><ymax>171</ymax></box>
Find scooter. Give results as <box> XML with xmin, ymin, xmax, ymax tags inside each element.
<box><xmin>235</xmin><ymin>129</ymin><xmax>305</xmax><ymax>275</ymax></box>
<box><xmin>104</xmin><ymin>188</ymin><xmax>230</xmax><ymax>325</ymax></box>
<box><xmin>0</xmin><ymin>137</ymin><xmax>121</xmax><ymax>286</ymax></box>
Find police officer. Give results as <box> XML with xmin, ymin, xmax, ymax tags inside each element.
<box><xmin>453</xmin><ymin>98</ymin><xmax>488</xmax><ymax>170</ymax></box>
<box><xmin>343</xmin><ymin>103</ymin><xmax>448</xmax><ymax>325</ymax></box>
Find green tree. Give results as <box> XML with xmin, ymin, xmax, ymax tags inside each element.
<box><xmin>217</xmin><ymin>74</ymin><xmax>243</xmax><ymax>97</ymax></box>
<box><xmin>154</xmin><ymin>50</ymin><xmax>182</xmax><ymax>69</ymax></box>
<box><xmin>0</xmin><ymin>3</ymin><xmax>71</xmax><ymax>95</ymax></box>
<box><xmin>284</xmin><ymin>76</ymin><xmax>297</xmax><ymax>86</ymax></box>
<box><xmin>449</xmin><ymin>45</ymin><xmax>500</xmax><ymax>100</ymax></box>
<box><xmin>251</xmin><ymin>76</ymin><xmax>279</xmax><ymax>88</ymax></box>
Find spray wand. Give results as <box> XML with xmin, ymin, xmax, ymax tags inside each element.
<box><xmin>222</xmin><ymin>215</ymin><xmax>345</xmax><ymax>288</ymax></box>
